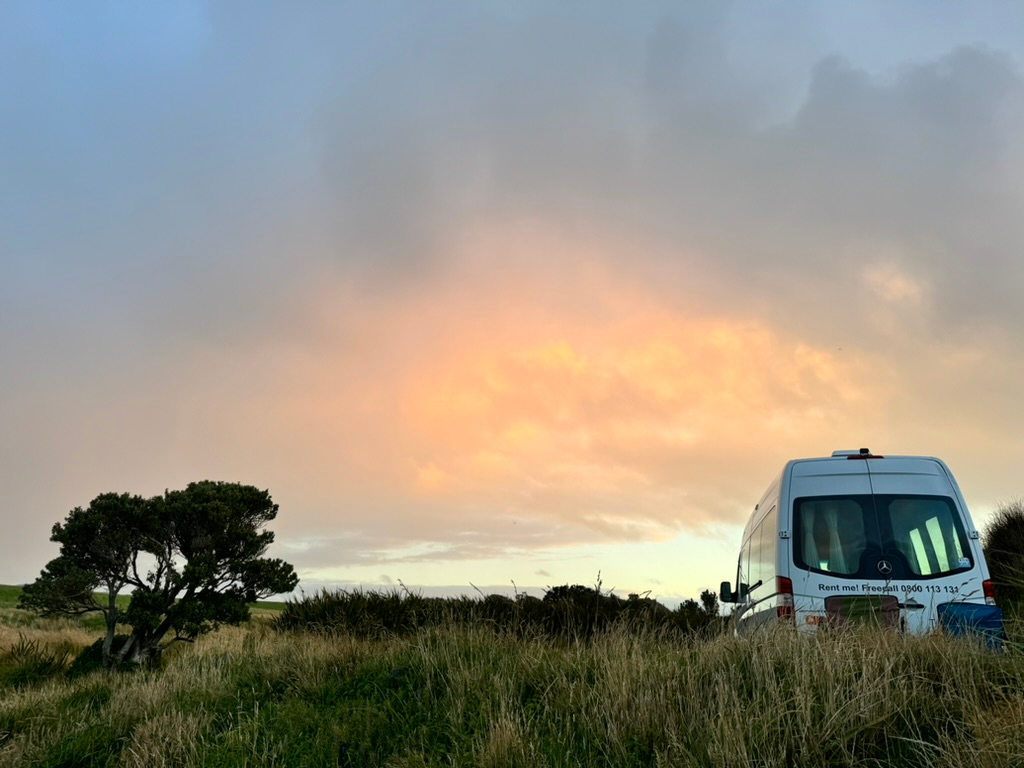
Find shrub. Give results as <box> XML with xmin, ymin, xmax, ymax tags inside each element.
<box><xmin>0</xmin><ymin>634</ymin><xmax>73</xmax><ymax>688</ymax></box>
<box><xmin>67</xmin><ymin>634</ymin><xmax>145</xmax><ymax>678</ymax></box>
<box><xmin>983</xmin><ymin>498</ymin><xmax>1024</xmax><ymax>611</ymax></box>
<box><xmin>273</xmin><ymin>584</ymin><xmax>724</xmax><ymax>640</ymax></box>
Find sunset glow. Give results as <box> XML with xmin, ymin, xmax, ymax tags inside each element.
<box><xmin>4</xmin><ymin>3</ymin><xmax>1024</xmax><ymax>603</ymax></box>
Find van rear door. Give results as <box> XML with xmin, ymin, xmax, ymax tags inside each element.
<box><xmin>862</xmin><ymin>459</ymin><xmax>985</xmax><ymax>634</ymax></box>
<box><xmin>786</xmin><ymin>460</ymin><xmax>873</xmax><ymax>629</ymax></box>
<box><xmin>787</xmin><ymin>458</ymin><xmax>984</xmax><ymax>634</ymax></box>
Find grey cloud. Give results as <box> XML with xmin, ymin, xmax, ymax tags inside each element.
<box><xmin>315</xmin><ymin>9</ymin><xmax>642</xmax><ymax>283</ymax></box>
<box><xmin>768</xmin><ymin>48</ymin><xmax>1024</xmax><ymax>327</ymax></box>
<box><xmin>9</xmin><ymin>3</ymin><xmax>1020</xmax><ymax>351</ymax></box>
<box><xmin>629</xmin><ymin>44</ymin><xmax>1024</xmax><ymax>340</ymax></box>
<box><xmin>276</xmin><ymin>513</ymin><xmax>599</xmax><ymax>572</ymax></box>
<box><xmin>312</xmin><ymin>10</ymin><xmax>1024</xmax><ymax>343</ymax></box>
<box><xmin>1</xmin><ymin>4</ymin><xmax>342</xmax><ymax>352</ymax></box>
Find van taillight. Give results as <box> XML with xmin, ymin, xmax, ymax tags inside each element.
<box><xmin>777</xmin><ymin>576</ymin><xmax>794</xmax><ymax>621</ymax></box>
<box><xmin>983</xmin><ymin>579</ymin><xmax>997</xmax><ymax>606</ymax></box>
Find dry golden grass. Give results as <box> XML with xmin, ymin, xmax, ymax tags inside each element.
<box><xmin>0</xmin><ymin>614</ymin><xmax>97</xmax><ymax>651</ymax></box>
<box><xmin>2</xmin><ymin>612</ymin><xmax>1024</xmax><ymax>767</ymax></box>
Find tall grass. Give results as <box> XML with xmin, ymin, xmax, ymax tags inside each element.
<box><xmin>3</xmin><ymin>617</ymin><xmax>1024</xmax><ymax>767</ymax></box>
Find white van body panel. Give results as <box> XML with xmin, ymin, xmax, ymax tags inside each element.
<box><xmin>732</xmin><ymin>452</ymin><xmax>992</xmax><ymax>635</ymax></box>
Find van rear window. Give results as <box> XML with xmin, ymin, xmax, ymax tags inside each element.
<box><xmin>793</xmin><ymin>494</ymin><xmax>972</xmax><ymax>580</ymax></box>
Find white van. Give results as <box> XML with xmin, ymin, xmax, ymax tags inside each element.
<box><xmin>720</xmin><ymin>449</ymin><xmax>999</xmax><ymax>636</ymax></box>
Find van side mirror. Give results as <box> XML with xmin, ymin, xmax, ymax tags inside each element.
<box><xmin>720</xmin><ymin>581</ymin><xmax>733</xmax><ymax>603</ymax></box>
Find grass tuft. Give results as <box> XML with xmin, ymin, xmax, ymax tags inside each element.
<box><xmin>0</xmin><ymin>634</ymin><xmax>73</xmax><ymax>689</ymax></box>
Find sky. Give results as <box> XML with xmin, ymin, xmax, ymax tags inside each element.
<box><xmin>4</xmin><ymin>2</ymin><xmax>1024</xmax><ymax>606</ymax></box>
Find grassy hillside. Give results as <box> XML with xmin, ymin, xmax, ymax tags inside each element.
<box><xmin>0</xmin><ymin>585</ymin><xmax>286</xmax><ymax>618</ymax></box>
<box><xmin>0</xmin><ymin>586</ymin><xmax>22</xmax><ymax>608</ymax></box>
<box><xmin>2</xmin><ymin>584</ymin><xmax>1024</xmax><ymax>767</ymax></box>
<box><xmin>0</xmin><ymin>583</ymin><xmax>285</xmax><ymax>687</ymax></box>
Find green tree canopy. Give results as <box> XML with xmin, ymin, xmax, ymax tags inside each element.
<box><xmin>20</xmin><ymin>481</ymin><xmax>298</xmax><ymax>668</ymax></box>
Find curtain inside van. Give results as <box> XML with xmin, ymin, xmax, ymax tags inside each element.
<box><xmin>797</xmin><ymin>498</ymin><xmax>867</xmax><ymax>575</ymax></box>
<box><xmin>793</xmin><ymin>494</ymin><xmax>971</xmax><ymax>579</ymax></box>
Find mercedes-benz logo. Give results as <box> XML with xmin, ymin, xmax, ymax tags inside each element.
<box><xmin>877</xmin><ymin>559</ymin><xmax>893</xmax><ymax>576</ymax></box>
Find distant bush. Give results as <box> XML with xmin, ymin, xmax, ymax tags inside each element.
<box><xmin>273</xmin><ymin>583</ymin><xmax>725</xmax><ymax>640</ymax></box>
<box><xmin>984</xmin><ymin>498</ymin><xmax>1024</xmax><ymax>611</ymax></box>
<box><xmin>270</xmin><ymin>589</ymin><xmax>430</xmax><ymax>638</ymax></box>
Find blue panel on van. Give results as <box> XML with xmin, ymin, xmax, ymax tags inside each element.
<box><xmin>936</xmin><ymin>603</ymin><xmax>1006</xmax><ymax>650</ymax></box>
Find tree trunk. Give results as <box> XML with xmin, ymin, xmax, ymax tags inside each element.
<box><xmin>123</xmin><ymin>629</ymin><xmax>167</xmax><ymax>668</ymax></box>
<box><xmin>101</xmin><ymin>593</ymin><xmax>119</xmax><ymax>667</ymax></box>
<box><xmin>112</xmin><ymin>633</ymin><xmax>138</xmax><ymax>669</ymax></box>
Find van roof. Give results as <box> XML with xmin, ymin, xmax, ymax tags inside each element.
<box><xmin>792</xmin><ymin>455</ymin><xmax>945</xmax><ymax>477</ymax></box>
<box><xmin>786</xmin><ymin>450</ymin><xmax>946</xmax><ymax>481</ymax></box>
<box><xmin>831</xmin><ymin>448</ymin><xmax>882</xmax><ymax>458</ymax></box>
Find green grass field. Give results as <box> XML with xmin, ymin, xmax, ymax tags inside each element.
<box><xmin>1</xmin><ymin>584</ymin><xmax>285</xmax><ymax>613</ymax></box>
<box><xmin>2</xmin><ymin>585</ymin><xmax>1024</xmax><ymax>767</ymax></box>
<box><xmin>0</xmin><ymin>585</ymin><xmax>27</xmax><ymax>610</ymax></box>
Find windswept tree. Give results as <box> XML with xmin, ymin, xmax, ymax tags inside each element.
<box><xmin>20</xmin><ymin>481</ymin><xmax>298</xmax><ymax>668</ymax></box>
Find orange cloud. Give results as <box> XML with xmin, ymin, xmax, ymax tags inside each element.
<box><xmin>342</xmin><ymin>227</ymin><xmax>876</xmax><ymax>537</ymax></box>
<box><xmin>156</xmin><ymin>225</ymin><xmax>890</xmax><ymax>558</ymax></box>
<box><xmin>403</xmin><ymin>313</ymin><xmax>866</xmax><ymax>514</ymax></box>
